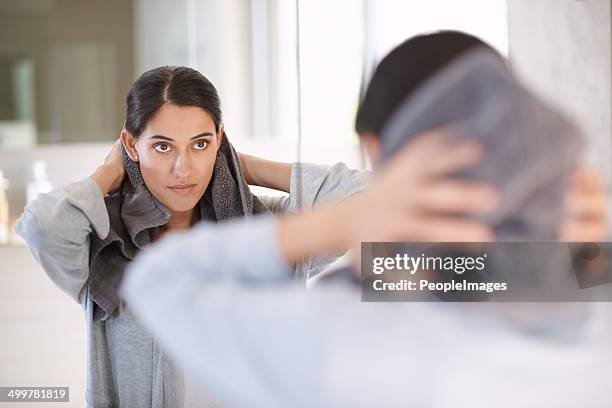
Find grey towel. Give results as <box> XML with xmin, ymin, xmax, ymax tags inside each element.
<box><xmin>381</xmin><ymin>47</ymin><xmax>582</xmax><ymax>240</ymax></box>
<box><xmin>88</xmin><ymin>135</ymin><xmax>269</xmax><ymax>320</ymax></box>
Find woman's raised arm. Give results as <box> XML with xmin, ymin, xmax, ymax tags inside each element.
<box><xmin>15</xmin><ymin>141</ymin><xmax>124</xmax><ymax>304</ymax></box>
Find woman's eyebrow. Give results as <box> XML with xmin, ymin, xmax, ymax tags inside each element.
<box><xmin>150</xmin><ymin>135</ymin><xmax>174</xmax><ymax>141</ymax></box>
<box><xmin>190</xmin><ymin>132</ymin><xmax>214</xmax><ymax>139</ymax></box>
<box><xmin>149</xmin><ymin>132</ymin><xmax>214</xmax><ymax>141</ymax></box>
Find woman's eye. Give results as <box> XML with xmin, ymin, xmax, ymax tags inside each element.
<box><xmin>154</xmin><ymin>143</ymin><xmax>171</xmax><ymax>153</ymax></box>
<box><xmin>193</xmin><ymin>140</ymin><xmax>208</xmax><ymax>150</ymax></box>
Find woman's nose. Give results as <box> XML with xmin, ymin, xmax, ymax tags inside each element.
<box><xmin>172</xmin><ymin>151</ymin><xmax>193</xmax><ymax>177</ymax></box>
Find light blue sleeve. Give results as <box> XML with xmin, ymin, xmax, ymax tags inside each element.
<box><xmin>120</xmin><ymin>216</ymin><xmax>612</xmax><ymax>407</ymax></box>
<box><xmin>121</xmin><ymin>217</ymin><xmax>332</xmax><ymax>408</ymax></box>
<box><xmin>14</xmin><ymin>178</ymin><xmax>110</xmax><ymax>303</ymax></box>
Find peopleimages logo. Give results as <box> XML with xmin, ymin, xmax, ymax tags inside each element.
<box><xmin>372</xmin><ymin>253</ymin><xmax>488</xmax><ymax>275</ymax></box>
<box><xmin>369</xmin><ymin>252</ymin><xmax>508</xmax><ymax>295</ymax></box>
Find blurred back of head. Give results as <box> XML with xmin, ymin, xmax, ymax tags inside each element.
<box><xmin>355</xmin><ymin>31</ymin><xmax>506</xmax><ymax>136</ymax></box>
<box><xmin>360</xmin><ymin>31</ymin><xmax>581</xmax><ymax>240</ymax></box>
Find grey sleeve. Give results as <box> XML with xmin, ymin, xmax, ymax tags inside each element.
<box><xmin>259</xmin><ymin>162</ymin><xmax>369</xmax><ymax>215</ymax></box>
<box><xmin>121</xmin><ymin>217</ymin><xmax>332</xmax><ymax>408</ymax></box>
<box><xmin>258</xmin><ymin>162</ymin><xmax>370</xmax><ymax>279</ymax></box>
<box><xmin>14</xmin><ymin>178</ymin><xmax>110</xmax><ymax>303</ymax></box>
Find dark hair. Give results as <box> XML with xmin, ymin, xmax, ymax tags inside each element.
<box><xmin>355</xmin><ymin>31</ymin><xmax>506</xmax><ymax>136</ymax></box>
<box><xmin>125</xmin><ymin>66</ymin><xmax>222</xmax><ymax>137</ymax></box>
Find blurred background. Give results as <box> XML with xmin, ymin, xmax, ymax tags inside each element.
<box><xmin>0</xmin><ymin>0</ymin><xmax>609</xmax><ymax>406</ymax></box>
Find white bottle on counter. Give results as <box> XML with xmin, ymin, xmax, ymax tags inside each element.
<box><xmin>0</xmin><ymin>169</ymin><xmax>9</xmax><ymax>245</ymax></box>
<box><xmin>26</xmin><ymin>160</ymin><xmax>52</xmax><ymax>204</ymax></box>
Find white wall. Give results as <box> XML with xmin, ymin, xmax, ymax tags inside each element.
<box><xmin>508</xmin><ymin>0</ymin><xmax>612</xmax><ymax>183</ymax></box>
<box><xmin>134</xmin><ymin>0</ymin><xmax>253</xmax><ymax>142</ymax></box>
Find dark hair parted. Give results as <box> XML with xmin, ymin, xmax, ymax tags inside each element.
<box><xmin>125</xmin><ymin>66</ymin><xmax>222</xmax><ymax>138</ymax></box>
<box><xmin>355</xmin><ymin>31</ymin><xmax>507</xmax><ymax>136</ymax></box>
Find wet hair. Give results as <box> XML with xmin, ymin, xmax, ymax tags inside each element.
<box><xmin>355</xmin><ymin>31</ymin><xmax>506</xmax><ymax>136</ymax></box>
<box><xmin>125</xmin><ymin>66</ymin><xmax>222</xmax><ymax>137</ymax></box>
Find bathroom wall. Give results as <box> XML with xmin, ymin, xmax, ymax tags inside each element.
<box><xmin>507</xmin><ymin>0</ymin><xmax>612</xmax><ymax>183</ymax></box>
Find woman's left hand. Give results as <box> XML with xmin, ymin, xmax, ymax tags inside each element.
<box><xmin>559</xmin><ymin>164</ymin><xmax>608</xmax><ymax>242</ymax></box>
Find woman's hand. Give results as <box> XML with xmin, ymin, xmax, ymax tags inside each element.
<box><xmin>277</xmin><ymin>130</ymin><xmax>499</xmax><ymax>263</ymax></box>
<box><xmin>344</xmin><ymin>131</ymin><xmax>498</xmax><ymax>245</ymax></box>
<box><xmin>558</xmin><ymin>164</ymin><xmax>608</xmax><ymax>242</ymax></box>
<box><xmin>91</xmin><ymin>139</ymin><xmax>126</xmax><ymax>196</ymax></box>
<box><xmin>239</xmin><ymin>153</ymin><xmax>292</xmax><ymax>193</ymax></box>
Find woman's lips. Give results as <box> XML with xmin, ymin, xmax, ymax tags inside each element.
<box><xmin>168</xmin><ymin>184</ymin><xmax>196</xmax><ymax>195</ymax></box>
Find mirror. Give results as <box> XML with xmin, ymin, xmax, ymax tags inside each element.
<box><xmin>0</xmin><ymin>56</ymin><xmax>36</xmax><ymax>148</ymax></box>
<box><xmin>0</xmin><ymin>0</ymin><xmax>134</xmax><ymax>145</ymax></box>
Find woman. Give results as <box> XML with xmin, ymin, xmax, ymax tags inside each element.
<box><xmin>15</xmin><ymin>66</ymin><xmax>368</xmax><ymax>407</ymax></box>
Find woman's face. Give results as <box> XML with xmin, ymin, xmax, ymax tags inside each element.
<box><xmin>127</xmin><ymin>103</ymin><xmax>222</xmax><ymax>215</ymax></box>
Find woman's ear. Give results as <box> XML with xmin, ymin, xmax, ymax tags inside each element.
<box><xmin>217</xmin><ymin>124</ymin><xmax>225</xmax><ymax>149</ymax></box>
<box><xmin>120</xmin><ymin>129</ymin><xmax>139</xmax><ymax>162</ymax></box>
